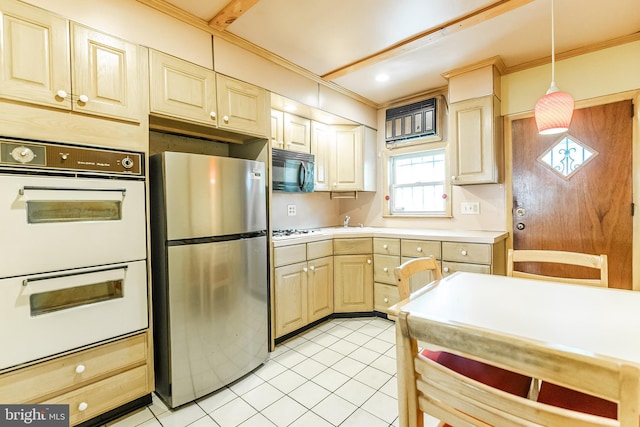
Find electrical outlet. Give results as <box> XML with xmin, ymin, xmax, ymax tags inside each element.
<box><xmin>461</xmin><ymin>201</ymin><xmax>480</xmax><ymax>215</ymax></box>
<box><xmin>287</xmin><ymin>204</ymin><xmax>297</xmax><ymax>216</ymax></box>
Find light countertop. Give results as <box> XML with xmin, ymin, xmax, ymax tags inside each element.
<box><xmin>272</xmin><ymin>227</ymin><xmax>508</xmax><ymax>247</ymax></box>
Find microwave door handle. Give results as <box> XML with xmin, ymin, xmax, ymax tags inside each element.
<box><xmin>298</xmin><ymin>161</ymin><xmax>307</xmax><ymax>190</ymax></box>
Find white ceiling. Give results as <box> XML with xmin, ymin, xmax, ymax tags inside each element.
<box><xmin>161</xmin><ymin>0</ymin><xmax>640</xmax><ymax>106</ymax></box>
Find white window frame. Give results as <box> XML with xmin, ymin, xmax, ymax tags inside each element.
<box><xmin>382</xmin><ymin>143</ymin><xmax>451</xmax><ymax>218</ymax></box>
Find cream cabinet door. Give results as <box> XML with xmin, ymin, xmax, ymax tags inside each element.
<box><xmin>149</xmin><ymin>49</ymin><xmax>217</xmax><ymax>125</ymax></box>
<box><xmin>284</xmin><ymin>113</ymin><xmax>311</xmax><ymax>153</ymax></box>
<box><xmin>271</xmin><ymin>109</ymin><xmax>284</xmax><ymax>149</ymax></box>
<box><xmin>331</xmin><ymin>125</ymin><xmax>363</xmax><ymax>191</ymax></box>
<box><xmin>274</xmin><ymin>262</ymin><xmax>308</xmax><ymax>338</ymax></box>
<box><xmin>311</xmin><ymin>121</ymin><xmax>334</xmax><ymax>191</ymax></box>
<box><xmin>307</xmin><ymin>256</ymin><xmax>333</xmax><ymax>322</ymax></box>
<box><xmin>334</xmin><ymin>254</ymin><xmax>373</xmax><ymax>312</ymax></box>
<box><xmin>0</xmin><ymin>0</ymin><xmax>71</xmax><ymax>110</ymax></box>
<box><xmin>216</xmin><ymin>74</ymin><xmax>268</xmax><ymax>137</ymax></box>
<box><xmin>71</xmin><ymin>23</ymin><xmax>140</xmax><ymax>122</ymax></box>
<box><xmin>449</xmin><ymin>95</ymin><xmax>502</xmax><ymax>184</ymax></box>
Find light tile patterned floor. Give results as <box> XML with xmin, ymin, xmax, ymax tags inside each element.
<box><xmin>107</xmin><ymin>317</ymin><xmax>440</xmax><ymax>427</ymax></box>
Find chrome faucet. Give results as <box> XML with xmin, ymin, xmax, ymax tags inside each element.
<box><xmin>343</xmin><ymin>215</ymin><xmax>351</xmax><ymax>228</ymax></box>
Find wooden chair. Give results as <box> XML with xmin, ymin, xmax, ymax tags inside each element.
<box><xmin>507</xmin><ymin>248</ymin><xmax>614</xmax><ymax>417</ymax></box>
<box><xmin>394</xmin><ymin>258</ymin><xmax>532</xmax><ymax>402</ymax></box>
<box><xmin>507</xmin><ymin>249</ymin><xmax>608</xmax><ymax>287</ymax></box>
<box><xmin>396</xmin><ymin>309</ymin><xmax>640</xmax><ymax>427</ymax></box>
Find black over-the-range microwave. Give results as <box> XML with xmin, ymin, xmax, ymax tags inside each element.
<box><xmin>272</xmin><ymin>148</ymin><xmax>315</xmax><ymax>192</ymax></box>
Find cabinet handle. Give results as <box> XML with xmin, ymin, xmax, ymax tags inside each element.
<box><xmin>56</xmin><ymin>89</ymin><xmax>68</xmax><ymax>99</ymax></box>
<box><xmin>78</xmin><ymin>94</ymin><xmax>89</xmax><ymax>103</ymax></box>
<box><xmin>417</xmin><ymin>247</ymin><xmax>423</xmax><ymax>252</ymax></box>
<box><xmin>443</xmin><ymin>267</ymin><xmax>450</xmax><ymax>272</ymax></box>
<box><xmin>451</xmin><ymin>175</ymin><xmax>458</xmax><ymax>181</ymax></box>
<box><xmin>383</xmin><ymin>298</ymin><xmax>389</xmax><ymax>303</ymax></box>
<box><xmin>367</xmin><ymin>259</ymin><xmax>372</xmax><ymax>264</ymax></box>
<box><xmin>383</xmin><ymin>267</ymin><xmax>388</xmax><ymax>272</ymax></box>
<box><xmin>383</xmin><ymin>244</ymin><xmax>388</xmax><ymax>249</ymax></box>
<box><xmin>210</xmin><ymin>112</ymin><xmax>217</xmax><ymax>119</ymax></box>
<box><xmin>223</xmin><ymin>115</ymin><xmax>229</xmax><ymax>123</ymax></box>
<box><xmin>303</xmin><ymin>267</ymin><xmax>308</xmax><ymax>273</ymax></box>
<box><xmin>309</xmin><ymin>265</ymin><xmax>315</xmax><ymax>271</ymax></box>
<box><xmin>75</xmin><ymin>364</ymin><xmax>86</xmax><ymax>374</ymax></box>
<box><xmin>78</xmin><ymin>402</ymin><xmax>88</xmax><ymax>411</ymax></box>
<box><xmin>461</xmin><ymin>250</ymin><xmax>468</xmax><ymax>256</ymax></box>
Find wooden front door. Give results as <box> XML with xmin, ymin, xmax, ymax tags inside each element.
<box><xmin>511</xmin><ymin>100</ymin><xmax>633</xmax><ymax>289</ymax></box>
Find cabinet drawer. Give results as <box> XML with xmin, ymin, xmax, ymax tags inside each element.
<box><xmin>373</xmin><ymin>238</ymin><xmax>400</xmax><ymax>255</ymax></box>
<box><xmin>442</xmin><ymin>261</ymin><xmax>491</xmax><ymax>277</ymax></box>
<box><xmin>0</xmin><ymin>333</ymin><xmax>148</xmax><ymax>404</ymax></box>
<box><xmin>307</xmin><ymin>239</ymin><xmax>333</xmax><ymax>259</ymax></box>
<box><xmin>442</xmin><ymin>242</ymin><xmax>491</xmax><ymax>264</ymax></box>
<box><xmin>46</xmin><ymin>364</ymin><xmax>149</xmax><ymax>426</ymax></box>
<box><xmin>333</xmin><ymin>238</ymin><xmax>372</xmax><ymax>255</ymax></box>
<box><xmin>374</xmin><ymin>254</ymin><xmax>400</xmax><ymax>285</ymax></box>
<box><xmin>274</xmin><ymin>244</ymin><xmax>306</xmax><ymax>267</ymax></box>
<box><xmin>374</xmin><ymin>282</ymin><xmax>400</xmax><ymax>313</ymax></box>
<box><xmin>401</xmin><ymin>239</ymin><xmax>441</xmax><ymax>258</ymax></box>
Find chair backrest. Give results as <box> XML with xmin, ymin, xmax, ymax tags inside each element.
<box><xmin>394</xmin><ymin>257</ymin><xmax>443</xmax><ymax>300</ymax></box>
<box><xmin>507</xmin><ymin>249</ymin><xmax>608</xmax><ymax>287</ymax></box>
<box><xmin>396</xmin><ymin>309</ymin><xmax>639</xmax><ymax>427</ymax></box>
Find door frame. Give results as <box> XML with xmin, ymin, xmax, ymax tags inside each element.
<box><xmin>504</xmin><ymin>90</ymin><xmax>640</xmax><ymax>290</ymax></box>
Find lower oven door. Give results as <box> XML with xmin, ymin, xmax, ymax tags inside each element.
<box><xmin>0</xmin><ymin>174</ymin><xmax>146</xmax><ymax>277</ymax></box>
<box><xmin>0</xmin><ymin>261</ymin><xmax>148</xmax><ymax>370</ymax></box>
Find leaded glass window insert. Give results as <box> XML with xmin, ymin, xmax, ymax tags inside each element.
<box><xmin>389</xmin><ymin>149</ymin><xmax>446</xmax><ymax>215</ymax></box>
<box><xmin>538</xmin><ymin>134</ymin><xmax>598</xmax><ymax>180</ymax></box>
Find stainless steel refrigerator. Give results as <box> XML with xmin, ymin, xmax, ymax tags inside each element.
<box><xmin>150</xmin><ymin>151</ymin><xmax>268</xmax><ymax>408</ymax></box>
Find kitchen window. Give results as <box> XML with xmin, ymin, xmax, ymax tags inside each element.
<box><xmin>385</xmin><ymin>146</ymin><xmax>450</xmax><ymax>217</ymax></box>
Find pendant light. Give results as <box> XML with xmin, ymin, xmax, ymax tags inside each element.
<box><xmin>534</xmin><ymin>0</ymin><xmax>574</xmax><ymax>135</ymax></box>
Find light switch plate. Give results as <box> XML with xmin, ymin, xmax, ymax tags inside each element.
<box><xmin>287</xmin><ymin>204</ymin><xmax>297</xmax><ymax>216</ymax></box>
<box><xmin>461</xmin><ymin>201</ymin><xmax>480</xmax><ymax>215</ymax></box>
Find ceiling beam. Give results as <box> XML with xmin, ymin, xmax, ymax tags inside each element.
<box><xmin>321</xmin><ymin>0</ymin><xmax>535</xmax><ymax>82</ymax></box>
<box><xmin>209</xmin><ymin>0</ymin><xmax>261</xmax><ymax>31</ymax></box>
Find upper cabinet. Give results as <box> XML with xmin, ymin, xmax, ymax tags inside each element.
<box><xmin>446</xmin><ymin>61</ymin><xmax>504</xmax><ymax>185</ymax></box>
<box><xmin>311</xmin><ymin>123</ymin><xmax>376</xmax><ymax>192</ymax></box>
<box><xmin>149</xmin><ymin>49</ymin><xmax>269</xmax><ymax>138</ymax></box>
<box><xmin>283</xmin><ymin>113</ymin><xmax>311</xmax><ymax>153</ymax></box>
<box><xmin>449</xmin><ymin>95</ymin><xmax>502</xmax><ymax>185</ymax></box>
<box><xmin>0</xmin><ymin>0</ymin><xmax>141</xmax><ymax>122</ymax></box>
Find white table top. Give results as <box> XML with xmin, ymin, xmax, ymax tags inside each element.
<box><xmin>397</xmin><ymin>272</ymin><xmax>640</xmax><ymax>365</ymax></box>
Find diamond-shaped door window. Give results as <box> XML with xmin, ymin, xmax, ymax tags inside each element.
<box><xmin>538</xmin><ymin>135</ymin><xmax>598</xmax><ymax>180</ymax></box>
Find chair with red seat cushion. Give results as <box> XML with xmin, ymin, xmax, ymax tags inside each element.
<box><xmin>394</xmin><ymin>258</ymin><xmax>533</xmax><ymax>399</ymax></box>
<box><xmin>537</xmin><ymin>382</ymin><xmax>617</xmax><ymax>419</ymax></box>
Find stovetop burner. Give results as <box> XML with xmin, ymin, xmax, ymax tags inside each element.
<box><xmin>272</xmin><ymin>228</ymin><xmax>320</xmax><ymax>238</ymax></box>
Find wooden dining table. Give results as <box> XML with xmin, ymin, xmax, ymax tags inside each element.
<box><xmin>390</xmin><ymin>271</ymin><xmax>640</xmax><ymax>364</ymax></box>
<box><xmin>389</xmin><ymin>271</ymin><xmax>640</xmax><ymax>426</ymax></box>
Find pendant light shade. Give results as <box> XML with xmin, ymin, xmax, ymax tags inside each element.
<box><xmin>534</xmin><ymin>0</ymin><xmax>574</xmax><ymax>135</ymax></box>
<box><xmin>535</xmin><ymin>84</ymin><xmax>574</xmax><ymax>135</ymax></box>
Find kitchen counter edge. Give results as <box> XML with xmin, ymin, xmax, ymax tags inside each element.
<box><xmin>272</xmin><ymin>227</ymin><xmax>508</xmax><ymax>247</ymax></box>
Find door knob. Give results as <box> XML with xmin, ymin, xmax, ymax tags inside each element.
<box><xmin>516</xmin><ymin>223</ymin><xmax>526</xmax><ymax>230</ymax></box>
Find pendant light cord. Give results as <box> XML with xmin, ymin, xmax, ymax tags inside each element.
<box><xmin>550</xmin><ymin>0</ymin><xmax>556</xmax><ymax>87</ymax></box>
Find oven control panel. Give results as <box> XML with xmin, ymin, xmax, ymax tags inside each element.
<box><xmin>0</xmin><ymin>138</ymin><xmax>143</xmax><ymax>176</ymax></box>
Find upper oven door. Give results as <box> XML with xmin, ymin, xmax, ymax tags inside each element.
<box><xmin>0</xmin><ymin>174</ymin><xmax>146</xmax><ymax>277</ymax></box>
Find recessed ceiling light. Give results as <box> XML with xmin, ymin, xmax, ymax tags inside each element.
<box><xmin>375</xmin><ymin>73</ymin><xmax>390</xmax><ymax>82</ymax></box>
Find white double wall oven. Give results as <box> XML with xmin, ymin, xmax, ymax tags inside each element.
<box><xmin>0</xmin><ymin>137</ymin><xmax>148</xmax><ymax>371</ymax></box>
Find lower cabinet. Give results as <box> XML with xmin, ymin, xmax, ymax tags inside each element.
<box><xmin>0</xmin><ymin>332</ymin><xmax>152</xmax><ymax>426</ymax></box>
<box><xmin>441</xmin><ymin>241</ymin><xmax>504</xmax><ymax>276</ymax></box>
<box><xmin>274</xmin><ymin>240</ymin><xmax>333</xmax><ymax>338</ymax></box>
<box><xmin>333</xmin><ymin>238</ymin><xmax>373</xmax><ymax>312</ymax></box>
